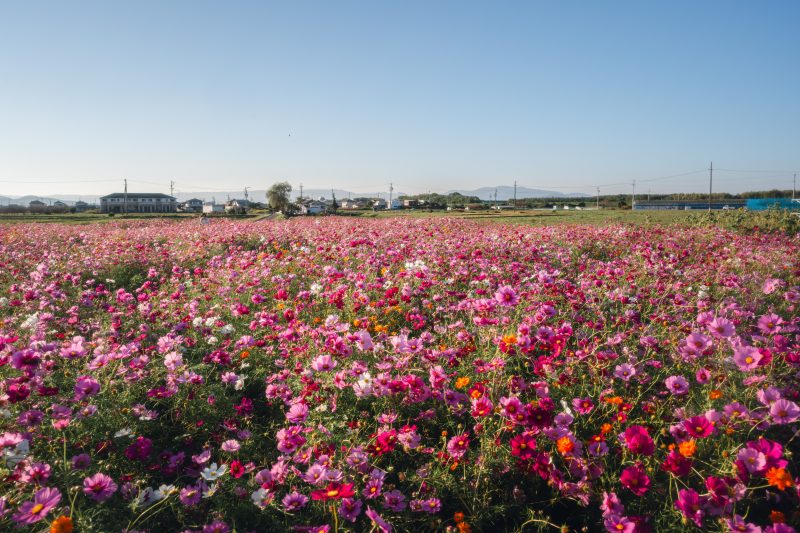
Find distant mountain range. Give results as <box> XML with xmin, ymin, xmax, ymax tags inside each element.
<box><xmin>0</xmin><ymin>185</ymin><xmax>585</xmax><ymax>206</ymax></box>
<box><xmin>446</xmin><ymin>186</ymin><xmax>589</xmax><ymax>200</ymax></box>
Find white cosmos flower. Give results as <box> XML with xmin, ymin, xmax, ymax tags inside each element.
<box><xmin>201</xmin><ymin>462</ymin><xmax>227</xmax><ymax>482</ymax></box>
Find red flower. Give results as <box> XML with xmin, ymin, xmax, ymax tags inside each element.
<box><xmin>311</xmin><ymin>482</ymin><xmax>355</xmax><ymax>501</ymax></box>
<box><xmin>230</xmin><ymin>460</ymin><xmax>245</xmax><ymax>479</ymax></box>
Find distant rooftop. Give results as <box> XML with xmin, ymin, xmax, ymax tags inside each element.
<box><xmin>100</xmin><ymin>193</ymin><xmax>176</xmax><ymax>200</ymax></box>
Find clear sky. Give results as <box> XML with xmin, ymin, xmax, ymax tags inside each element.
<box><xmin>1</xmin><ymin>1</ymin><xmax>798</xmax><ymax>198</ymax></box>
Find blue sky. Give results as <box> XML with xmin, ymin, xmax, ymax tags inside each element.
<box><xmin>1</xmin><ymin>1</ymin><xmax>798</xmax><ymax>197</ymax></box>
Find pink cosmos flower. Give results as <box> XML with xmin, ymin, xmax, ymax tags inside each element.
<box><xmin>365</xmin><ymin>506</ymin><xmax>393</xmax><ymax>532</ymax></box>
<box><xmin>281</xmin><ymin>491</ymin><xmax>309</xmax><ymax>511</ymax></box>
<box><xmin>286</xmin><ymin>402</ymin><xmax>309</xmax><ymax>423</ymax></box>
<box><xmin>446</xmin><ymin>433</ymin><xmax>470</xmax><ymax>459</ymax></box>
<box><xmin>664</xmin><ymin>375</ymin><xmax>689</xmax><ymax>395</ymax></box>
<box><xmin>732</xmin><ymin>346</ymin><xmax>763</xmax><ymax>372</ymax></box>
<box><xmin>12</xmin><ymin>487</ymin><xmax>61</xmax><ymax>525</ymax></box>
<box><xmin>221</xmin><ymin>439</ymin><xmax>240</xmax><ymax>452</ymax></box>
<box><xmin>707</xmin><ymin>316</ymin><xmax>735</xmax><ymax>338</ymax></box>
<box><xmin>614</xmin><ymin>363</ymin><xmax>636</xmax><ymax>382</ymax></box>
<box><xmin>736</xmin><ymin>448</ymin><xmax>766</xmax><ymax>474</ymax></box>
<box><xmin>726</xmin><ymin>514</ymin><xmax>761</xmax><ymax>533</ymax></box>
<box><xmin>83</xmin><ymin>473</ymin><xmax>118</xmax><ymax>502</ymax></box>
<box><xmin>770</xmin><ymin>399</ymin><xmax>800</xmax><ymax>424</ymax></box>
<box><xmin>572</xmin><ymin>397</ymin><xmax>594</xmax><ymax>415</ymax></box>
<box><xmin>311</xmin><ymin>354</ymin><xmax>337</xmax><ymax>372</ymax></box>
<box><xmin>757</xmin><ymin>313</ymin><xmax>784</xmax><ymax>335</ymax></box>
<box><xmin>603</xmin><ymin>515</ymin><xmax>636</xmax><ymax>533</ymax></box>
<box><xmin>338</xmin><ymin>497</ymin><xmax>362</xmax><ymax>522</ymax></box>
<box><xmin>494</xmin><ymin>285</ymin><xmax>519</xmax><ymax>307</ymax></box>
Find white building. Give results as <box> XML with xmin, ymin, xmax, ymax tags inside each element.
<box><xmin>100</xmin><ymin>193</ymin><xmax>177</xmax><ymax>213</ymax></box>
<box><xmin>202</xmin><ymin>202</ymin><xmax>225</xmax><ymax>214</ymax></box>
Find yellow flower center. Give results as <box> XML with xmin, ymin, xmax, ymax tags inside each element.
<box><xmin>31</xmin><ymin>503</ymin><xmax>44</xmax><ymax>515</ymax></box>
<box><xmin>326</xmin><ymin>489</ymin><xmax>339</xmax><ymax>498</ymax></box>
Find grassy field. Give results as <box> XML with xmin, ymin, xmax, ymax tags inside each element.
<box><xmin>1</xmin><ymin>208</ymin><xmax>793</xmax><ymax>232</ymax></box>
<box><xmin>360</xmin><ymin>208</ymin><xmax>696</xmax><ymax>226</ymax></box>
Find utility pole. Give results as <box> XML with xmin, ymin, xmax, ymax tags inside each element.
<box><xmin>596</xmin><ymin>187</ymin><xmax>600</xmax><ymax>209</ymax></box>
<box><xmin>513</xmin><ymin>180</ymin><xmax>517</xmax><ymax>208</ymax></box>
<box><xmin>495</xmin><ymin>187</ymin><xmax>498</xmax><ymax>209</ymax></box>
<box><xmin>170</xmin><ymin>180</ymin><xmax>174</xmax><ymax>197</ymax></box>
<box><xmin>244</xmin><ymin>187</ymin><xmax>250</xmax><ymax>201</ymax></box>
<box><xmin>793</xmin><ymin>173</ymin><xmax>796</xmax><ymax>200</ymax></box>
<box><xmin>631</xmin><ymin>180</ymin><xmax>636</xmax><ymax>209</ymax></box>
<box><xmin>388</xmin><ymin>182</ymin><xmax>394</xmax><ymax>210</ymax></box>
<box><xmin>124</xmin><ymin>178</ymin><xmax>128</xmax><ymax>214</ymax></box>
<box><xmin>708</xmin><ymin>162</ymin><xmax>713</xmax><ymax>212</ymax></box>
<box><xmin>299</xmin><ymin>183</ymin><xmax>303</xmax><ymax>201</ymax></box>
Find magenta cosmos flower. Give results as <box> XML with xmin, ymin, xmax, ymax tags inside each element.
<box><xmin>622</xmin><ymin>425</ymin><xmax>654</xmax><ymax>456</ymax></box>
<box><xmin>12</xmin><ymin>487</ymin><xmax>61</xmax><ymax>525</ymax></box>
<box><xmin>619</xmin><ymin>465</ymin><xmax>650</xmax><ymax>496</ymax></box>
<box><xmin>83</xmin><ymin>473</ymin><xmax>118</xmax><ymax>502</ymax></box>
<box><xmin>674</xmin><ymin>488</ymin><xmax>706</xmax><ymax>527</ymax></box>
<box><xmin>683</xmin><ymin>415</ymin><xmax>714</xmax><ymax>438</ymax></box>
<box><xmin>572</xmin><ymin>397</ymin><xmax>594</xmax><ymax>415</ymax></box>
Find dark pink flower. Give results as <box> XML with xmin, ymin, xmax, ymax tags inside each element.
<box><xmin>683</xmin><ymin>416</ymin><xmax>713</xmax><ymax>438</ymax></box>
<box><xmin>622</xmin><ymin>425</ymin><xmax>654</xmax><ymax>456</ymax></box>
<box><xmin>83</xmin><ymin>473</ymin><xmax>118</xmax><ymax>502</ymax></box>
<box><xmin>619</xmin><ymin>465</ymin><xmax>650</xmax><ymax>496</ymax></box>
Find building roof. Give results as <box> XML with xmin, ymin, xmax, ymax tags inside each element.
<box><xmin>100</xmin><ymin>193</ymin><xmax>176</xmax><ymax>200</ymax></box>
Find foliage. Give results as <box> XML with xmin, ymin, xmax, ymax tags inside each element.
<box><xmin>688</xmin><ymin>207</ymin><xmax>800</xmax><ymax>235</ymax></box>
<box><xmin>266</xmin><ymin>182</ymin><xmax>293</xmax><ymax>213</ymax></box>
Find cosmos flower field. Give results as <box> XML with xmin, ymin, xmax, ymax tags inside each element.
<box><xmin>0</xmin><ymin>217</ymin><xmax>798</xmax><ymax>533</ymax></box>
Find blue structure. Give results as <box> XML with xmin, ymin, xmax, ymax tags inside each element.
<box><xmin>633</xmin><ymin>199</ymin><xmax>745</xmax><ymax>210</ymax></box>
<box><xmin>634</xmin><ymin>198</ymin><xmax>799</xmax><ymax>211</ymax></box>
<box><xmin>745</xmin><ymin>198</ymin><xmax>799</xmax><ymax>211</ymax></box>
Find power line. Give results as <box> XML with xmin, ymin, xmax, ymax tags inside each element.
<box><xmin>716</xmin><ymin>168</ymin><xmax>798</xmax><ymax>174</ymax></box>
<box><xmin>0</xmin><ymin>178</ymin><xmax>117</xmax><ymax>184</ymax></box>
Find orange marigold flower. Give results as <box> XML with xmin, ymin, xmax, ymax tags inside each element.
<box><xmin>600</xmin><ymin>423</ymin><xmax>613</xmax><ymax>434</ymax></box>
<box><xmin>770</xmin><ymin>510</ymin><xmax>786</xmax><ymax>524</ymax></box>
<box><xmin>556</xmin><ymin>436</ymin><xmax>574</xmax><ymax>455</ymax></box>
<box><xmin>605</xmin><ymin>396</ymin><xmax>623</xmax><ymax>406</ymax></box>
<box><xmin>766</xmin><ymin>467</ymin><xmax>794</xmax><ymax>490</ymax></box>
<box><xmin>678</xmin><ymin>439</ymin><xmax>697</xmax><ymax>458</ymax></box>
<box><xmin>457</xmin><ymin>522</ymin><xmax>473</xmax><ymax>533</ymax></box>
<box><xmin>239</xmin><ymin>350</ymin><xmax>250</xmax><ymax>360</ymax></box>
<box><xmin>50</xmin><ymin>516</ymin><xmax>73</xmax><ymax>533</ymax></box>
<box><xmin>455</xmin><ymin>377</ymin><xmax>470</xmax><ymax>389</ymax></box>
<box><xmin>454</xmin><ymin>512</ymin><xmax>465</xmax><ymax>523</ymax></box>
<box><xmin>709</xmin><ymin>389</ymin><xmax>723</xmax><ymax>400</ymax></box>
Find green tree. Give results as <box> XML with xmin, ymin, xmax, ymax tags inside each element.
<box><xmin>267</xmin><ymin>182</ymin><xmax>292</xmax><ymax>213</ymax></box>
